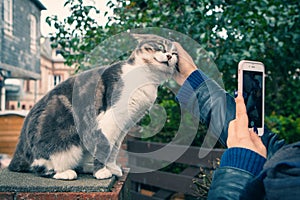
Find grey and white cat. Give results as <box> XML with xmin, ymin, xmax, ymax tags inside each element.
<box><xmin>8</xmin><ymin>34</ymin><xmax>178</xmax><ymax>180</ymax></box>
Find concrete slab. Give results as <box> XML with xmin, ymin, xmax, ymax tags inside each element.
<box><xmin>0</xmin><ymin>168</ymin><xmax>116</xmax><ymax>193</ymax></box>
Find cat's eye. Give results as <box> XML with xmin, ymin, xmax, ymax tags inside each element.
<box><xmin>158</xmin><ymin>45</ymin><xmax>164</xmax><ymax>51</ymax></box>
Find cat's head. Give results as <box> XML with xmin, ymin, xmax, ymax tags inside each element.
<box><xmin>130</xmin><ymin>34</ymin><xmax>178</xmax><ymax>75</ymax></box>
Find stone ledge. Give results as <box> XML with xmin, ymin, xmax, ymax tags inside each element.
<box><xmin>0</xmin><ymin>168</ymin><xmax>129</xmax><ymax>200</ymax></box>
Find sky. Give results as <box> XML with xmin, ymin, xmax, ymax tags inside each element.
<box><xmin>39</xmin><ymin>0</ymin><xmax>111</xmax><ymax>36</ymax></box>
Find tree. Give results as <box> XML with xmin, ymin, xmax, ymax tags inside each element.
<box><xmin>47</xmin><ymin>0</ymin><xmax>300</xmax><ymax>143</ymax></box>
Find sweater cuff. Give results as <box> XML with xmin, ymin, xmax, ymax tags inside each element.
<box><xmin>220</xmin><ymin>147</ymin><xmax>266</xmax><ymax>176</ymax></box>
<box><xmin>176</xmin><ymin>70</ymin><xmax>208</xmax><ymax>104</ymax></box>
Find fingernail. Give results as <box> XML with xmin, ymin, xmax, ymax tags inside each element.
<box><xmin>234</xmin><ymin>90</ymin><xmax>238</xmax><ymax>98</ymax></box>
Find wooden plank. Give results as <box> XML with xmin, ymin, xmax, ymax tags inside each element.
<box><xmin>0</xmin><ymin>141</ymin><xmax>18</xmax><ymax>145</ymax></box>
<box><xmin>0</xmin><ymin>116</ymin><xmax>24</xmax><ymax>128</ymax></box>
<box><xmin>0</xmin><ymin>127</ymin><xmax>22</xmax><ymax>130</ymax></box>
<box><xmin>130</xmin><ymin>170</ymin><xmax>200</xmax><ymax>196</ymax></box>
<box><xmin>0</xmin><ymin>142</ymin><xmax>19</xmax><ymax>147</ymax></box>
<box><xmin>0</xmin><ymin>148</ymin><xmax>16</xmax><ymax>155</ymax></box>
<box><xmin>127</xmin><ymin>140</ymin><xmax>224</xmax><ymax>168</ymax></box>
<box><xmin>0</xmin><ymin>115</ymin><xmax>23</xmax><ymax>155</ymax></box>
<box><xmin>0</xmin><ymin>131</ymin><xmax>20</xmax><ymax>136</ymax></box>
<box><xmin>0</xmin><ymin>136</ymin><xmax>19</xmax><ymax>141</ymax></box>
<box><xmin>180</xmin><ymin>167</ymin><xmax>200</xmax><ymax>177</ymax></box>
<box><xmin>0</xmin><ymin>126</ymin><xmax>22</xmax><ymax>131</ymax></box>
<box><xmin>151</xmin><ymin>168</ymin><xmax>198</xmax><ymax>199</ymax></box>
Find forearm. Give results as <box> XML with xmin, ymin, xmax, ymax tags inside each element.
<box><xmin>176</xmin><ymin>70</ymin><xmax>235</xmax><ymax>146</ymax></box>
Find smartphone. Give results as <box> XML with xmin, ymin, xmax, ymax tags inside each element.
<box><xmin>238</xmin><ymin>60</ymin><xmax>265</xmax><ymax>136</ymax></box>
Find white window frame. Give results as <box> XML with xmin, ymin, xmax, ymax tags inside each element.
<box><xmin>3</xmin><ymin>0</ymin><xmax>13</xmax><ymax>36</ymax></box>
<box><xmin>30</xmin><ymin>14</ymin><xmax>37</xmax><ymax>52</ymax></box>
<box><xmin>54</xmin><ymin>75</ymin><xmax>61</xmax><ymax>86</ymax></box>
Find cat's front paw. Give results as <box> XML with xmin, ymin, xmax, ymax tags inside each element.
<box><xmin>94</xmin><ymin>167</ymin><xmax>112</xmax><ymax>179</ymax></box>
<box><xmin>107</xmin><ymin>163</ymin><xmax>123</xmax><ymax>177</ymax></box>
<box><xmin>53</xmin><ymin>169</ymin><xmax>77</xmax><ymax>180</ymax></box>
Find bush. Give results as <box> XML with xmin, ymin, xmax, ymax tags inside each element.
<box><xmin>265</xmin><ymin>113</ymin><xmax>300</xmax><ymax>144</ymax></box>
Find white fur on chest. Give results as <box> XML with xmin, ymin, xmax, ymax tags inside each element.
<box><xmin>97</xmin><ymin>64</ymin><xmax>163</xmax><ymax>141</ymax></box>
<box><xmin>120</xmin><ymin>64</ymin><xmax>159</xmax><ymax>110</ymax></box>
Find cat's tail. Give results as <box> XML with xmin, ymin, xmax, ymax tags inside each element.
<box><xmin>8</xmin><ymin>157</ymin><xmax>30</xmax><ymax>172</ymax></box>
<box><xmin>8</xmin><ymin>142</ymin><xmax>31</xmax><ymax>172</ymax></box>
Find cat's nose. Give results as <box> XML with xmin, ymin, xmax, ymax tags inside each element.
<box><xmin>166</xmin><ymin>54</ymin><xmax>172</xmax><ymax>61</ymax></box>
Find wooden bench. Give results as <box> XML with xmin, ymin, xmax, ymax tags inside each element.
<box><xmin>127</xmin><ymin>139</ymin><xmax>225</xmax><ymax>199</ymax></box>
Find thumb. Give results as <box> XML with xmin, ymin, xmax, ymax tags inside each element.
<box><xmin>227</xmin><ymin>120</ymin><xmax>236</xmax><ymax>147</ymax></box>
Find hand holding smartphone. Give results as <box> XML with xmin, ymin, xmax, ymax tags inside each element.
<box><xmin>238</xmin><ymin>60</ymin><xmax>265</xmax><ymax>136</ymax></box>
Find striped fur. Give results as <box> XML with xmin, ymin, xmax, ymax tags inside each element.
<box><xmin>8</xmin><ymin>34</ymin><xmax>178</xmax><ymax>180</ymax></box>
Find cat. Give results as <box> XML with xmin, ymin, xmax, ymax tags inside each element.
<box><xmin>8</xmin><ymin>34</ymin><xmax>178</xmax><ymax>180</ymax></box>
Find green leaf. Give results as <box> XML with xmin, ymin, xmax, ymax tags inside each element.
<box><xmin>67</xmin><ymin>17</ymin><xmax>74</xmax><ymax>25</ymax></box>
<box><xmin>45</xmin><ymin>16</ymin><xmax>52</xmax><ymax>26</ymax></box>
<box><xmin>46</xmin><ymin>0</ymin><xmax>300</xmax><ymax>144</ymax></box>
<box><xmin>54</xmin><ymin>22</ymin><xmax>59</xmax><ymax>29</ymax></box>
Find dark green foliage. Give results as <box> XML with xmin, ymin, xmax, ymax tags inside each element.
<box><xmin>266</xmin><ymin>114</ymin><xmax>300</xmax><ymax>144</ymax></box>
<box><xmin>46</xmin><ymin>0</ymin><xmax>300</xmax><ymax>144</ymax></box>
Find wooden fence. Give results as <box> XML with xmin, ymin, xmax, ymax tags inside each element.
<box><xmin>126</xmin><ymin>139</ymin><xmax>225</xmax><ymax>199</ymax></box>
<box><xmin>0</xmin><ymin>113</ymin><xmax>25</xmax><ymax>156</ymax></box>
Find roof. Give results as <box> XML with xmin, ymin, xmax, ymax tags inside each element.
<box><xmin>30</xmin><ymin>0</ymin><xmax>46</xmax><ymax>10</ymax></box>
<box><xmin>0</xmin><ymin>62</ymin><xmax>41</xmax><ymax>80</ymax></box>
<box><xmin>0</xmin><ymin>110</ymin><xmax>28</xmax><ymax>117</ymax></box>
<box><xmin>40</xmin><ymin>37</ymin><xmax>52</xmax><ymax>60</ymax></box>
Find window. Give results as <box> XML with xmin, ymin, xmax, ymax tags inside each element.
<box><xmin>3</xmin><ymin>0</ymin><xmax>13</xmax><ymax>35</ymax></box>
<box><xmin>54</xmin><ymin>75</ymin><xmax>61</xmax><ymax>86</ymax></box>
<box><xmin>30</xmin><ymin>14</ymin><xmax>37</xmax><ymax>52</ymax></box>
<box><xmin>25</xmin><ymin>80</ymin><xmax>30</xmax><ymax>92</ymax></box>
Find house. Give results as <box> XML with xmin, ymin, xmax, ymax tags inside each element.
<box><xmin>0</xmin><ymin>0</ymin><xmax>74</xmax><ymax>111</ymax></box>
<box><xmin>5</xmin><ymin>38</ymin><xmax>75</xmax><ymax>111</ymax></box>
<box><xmin>0</xmin><ymin>0</ymin><xmax>45</xmax><ymax>111</ymax></box>
<box><xmin>0</xmin><ymin>0</ymin><xmax>74</xmax><ymax>156</ymax></box>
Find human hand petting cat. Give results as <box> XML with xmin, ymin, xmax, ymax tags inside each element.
<box><xmin>173</xmin><ymin>42</ymin><xmax>198</xmax><ymax>85</ymax></box>
<box><xmin>228</xmin><ymin>93</ymin><xmax>267</xmax><ymax>158</ymax></box>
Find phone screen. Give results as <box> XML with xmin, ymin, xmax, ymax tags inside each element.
<box><xmin>243</xmin><ymin>70</ymin><xmax>263</xmax><ymax>128</ymax></box>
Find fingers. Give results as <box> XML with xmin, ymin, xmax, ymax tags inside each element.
<box><xmin>235</xmin><ymin>93</ymin><xmax>249</xmax><ymax>133</ymax></box>
<box><xmin>173</xmin><ymin>42</ymin><xmax>183</xmax><ymax>51</ymax></box>
<box><xmin>235</xmin><ymin>92</ymin><xmax>247</xmax><ymax>118</ymax></box>
<box><xmin>173</xmin><ymin>42</ymin><xmax>197</xmax><ymax>70</ymax></box>
<box><xmin>226</xmin><ymin>93</ymin><xmax>267</xmax><ymax>158</ymax></box>
<box><xmin>227</xmin><ymin>120</ymin><xmax>236</xmax><ymax>147</ymax></box>
<box><xmin>172</xmin><ymin>42</ymin><xmax>197</xmax><ymax>85</ymax></box>
<box><xmin>173</xmin><ymin>42</ymin><xmax>187</xmax><ymax>57</ymax></box>
<box><xmin>249</xmin><ymin>129</ymin><xmax>267</xmax><ymax>158</ymax></box>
